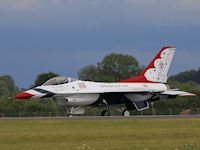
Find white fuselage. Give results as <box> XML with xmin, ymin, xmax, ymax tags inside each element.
<box><xmin>38</xmin><ymin>80</ymin><xmax>167</xmax><ymax>94</ymax></box>
<box><xmin>29</xmin><ymin>80</ymin><xmax>168</xmax><ymax>106</ymax></box>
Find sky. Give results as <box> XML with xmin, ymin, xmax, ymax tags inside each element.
<box><xmin>0</xmin><ymin>0</ymin><xmax>200</xmax><ymax>88</ymax></box>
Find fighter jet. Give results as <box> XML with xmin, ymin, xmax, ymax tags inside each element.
<box><xmin>13</xmin><ymin>46</ymin><xmax>195</xmax><ymax>116</ymax></box>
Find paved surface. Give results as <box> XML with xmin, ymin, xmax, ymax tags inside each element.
<box><xmin>0</xmin><ymin>115</ymin><xmax>200</xmax><ymax>120</ymax></box>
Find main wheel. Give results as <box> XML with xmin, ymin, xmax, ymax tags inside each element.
<box><xmin>101</xmin><ymin>110</ymin><xmax>110</xmax><ymax>116</ymax></box>
<box><xmin>122</xmin><ymin>110</ymin><xmax>131</xmax><ymax>117</ymax></box>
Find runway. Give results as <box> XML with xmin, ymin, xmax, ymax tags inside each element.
<box><xmin>0</xmin><ymin>115</ymin><xmax>200</xmax><ymax>120</ymax></box>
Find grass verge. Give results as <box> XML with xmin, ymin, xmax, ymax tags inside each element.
<box><xmin>0</xmin><ymin>118</ymin><xmax>199</xmax><ymax>150</ymax></box>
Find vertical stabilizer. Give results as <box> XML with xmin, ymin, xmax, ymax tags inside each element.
<box><xmin>120</xmin><ymin>46</ymin><xmax>176</xmax><ymax>83</ymax></box>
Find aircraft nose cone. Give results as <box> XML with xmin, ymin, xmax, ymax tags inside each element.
<box><xmin>13</xmin><ymin>92</ymin><xmax>34</xmax><ymax>99</ymax></box>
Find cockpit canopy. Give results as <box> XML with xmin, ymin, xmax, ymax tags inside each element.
<box><xmin>43</xmin><ymin>76</ymin><xmax>77</xmax><ymax>86</ymax></box>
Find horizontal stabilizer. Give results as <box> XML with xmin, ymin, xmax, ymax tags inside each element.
<box><xmin>161</xmin><ymin>90</ymin><xmax>196</xmax><ymax>96</ymax></box>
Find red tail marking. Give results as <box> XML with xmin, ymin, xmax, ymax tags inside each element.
<box><xmin>120</xmin><ymin>46</ymin><xmax>175</xmax><ymax>83</ymax></box>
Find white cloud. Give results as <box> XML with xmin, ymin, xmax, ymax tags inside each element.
<box><xmin>0</xmin><ymin>0</ymin><xmax>67</xmax><ymax>12</ymax></box>
<box><xmin>0</xmin><ymin>0</ymin><xmax>200</xmax><ymax>29</ymax></box>
<box><xmin>52</xmin><ymin>0</ymin><xmax>63</xmax><ymax>6</ymax></box>
<box><xmin>177</xmin><ymin>0</ymin><xmax>200</xmax><ymax>11</ymax></box>
<box><xmin>0</xmin><ymin>0</ymin><xmax>199</xmax><ymax>12</ymax></box>
<box><xmin>0</xmin><ymin>0</ymin><xmax>41</xmax><ymax>12</ymax></box>
<box><xmin>126</xmin><ymin>0</ymin><xmax>200</xmax><ymax>10</ymax></box>
<box><xmin>0</xmin><ymin>0</ymin><xmax>199</xmax><ymax>20</ymax></box>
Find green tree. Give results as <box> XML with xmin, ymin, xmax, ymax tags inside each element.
<box><xmin>0</xmin><ymin>75</ymin><xmax>19</xmax><ymax>97</ymax></box>
<box><xmin>170</xmin><ymin>68</ymin><xmax>200</xmax><ymax>84</ymax></box>
<box><xmin>78</xmin><ymin>65</ymin><xmax>100</xmax><ymax>81</ymax></box>
<box><xmin>0</xmin><ymin>81</ymin><xmax>10</xmax><ymax>97</ymax></box>
<box><xmin>78</xmin><ymin>53</ymin><xmax>143</xmax><ymax>82</ymax></box>
<box><xmin>24</xmin><ymin>100</ymin><xmax>57</xmax><ymax>113</ymax></box>
<box><xmin>154</xmin><ymin>81</ymin><xmax>200</xmax><ymax>113</ymax></box>
<box><xmin>0</xmin><ymin>75</ymin><xmax>20</xmax><ymax>115</ymax></box>
<box><xmin>33</xmin><ymin>72</ymin><xmax>59</xmax><ymax>87</ymax></box>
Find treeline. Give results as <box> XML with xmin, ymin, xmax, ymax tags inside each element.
<box><xmin>170</xmin><ymin>68</ymin><xmax>200</xmax><ymax>84</ymax></box>
<box><xmin>0</xmin><ymin>74</ymin><xmax>61</xmax><ymax>117</ymax></box>
<box><xmin>0</xmin><ymin>53</ymin><xmax>200</xmax><ymax>116</ymax></box>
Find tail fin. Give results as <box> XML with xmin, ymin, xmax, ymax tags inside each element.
<box><xmin>120</xmin><ymin>46</ymin><xmax>176</xmax><ymax>83</ymax></box>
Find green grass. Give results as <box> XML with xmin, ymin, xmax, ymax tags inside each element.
<box><xmin>0</xmin><ymin>118</ymin><xmax>200</xmax><ymax>150</ymax></box>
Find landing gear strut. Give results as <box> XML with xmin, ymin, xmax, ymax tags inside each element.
<box><xmin>101</xmin><ymin>109</ymin><xmax>110</xmax><ymax>116</ymax></box>
<box><xmin>101</xmin><ymin>99</ymin><xmax>111</xmax><ymax>116</ymax></box>
<box><xmin>68</xmin><ymin>106</ymin><xmax>85</xmax><ymax>117</ymax></box>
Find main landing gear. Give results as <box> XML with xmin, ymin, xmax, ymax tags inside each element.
<box><xmin>101</xmin><ymin>99</ymin><xmax>111</xmax><ymax>116</ymax></box>
<box><xmin>121</xmin><ymin>107</ymin><xmax>131</xmax><ymax>116</ymax></box>
<box><xmin>101</xmin><ymin>108</ymin><xmax>131</xmax><ymax>116</ymax></box>
<box><xmin>122</xmin><ymin>109</ymin><xmax>131</xmax><ymax>117</ymax></box>
<box><xmin>101</xmin><ymin>106</ymin><xmax>111</xmax><ymax>116</ymax></box>
<box><xmin>100</xmin><ymin>100</ymin><xmax>131</xmax><ymax>116</ymax></box>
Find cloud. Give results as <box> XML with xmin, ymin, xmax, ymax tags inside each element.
<box><xmin>0</xmin><ymin>0</ymin><xmax>200</xmax><ymax>88</ymax></box>
<box><xmin>52</xmin><ymin>0</ymin><xmax>63</xmax><ymax>6</ymax></box>
<box><xmin>0</xmin><ymin>0</ymin><xmax>199</xmax><ymax>13</ymax></box>
<box><xmin>0</xmin><ymin>0</ymin><xmax>199</xmax><ymax>27</ymax></box>
<box><xmin>0</xmin><ymin>0</ymin><xmax>41</xmax><ymax>12</ymax></box>
<box><xmin>176</xmin><ymin>0</ymin><xmax>200</xmax><ymax>11</ymax></box>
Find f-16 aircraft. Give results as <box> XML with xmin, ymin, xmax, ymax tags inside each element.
<box><xmin>13</xmin><ymin>46</ymin><xmax>195</xmax><ymax>116</ymax></box>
